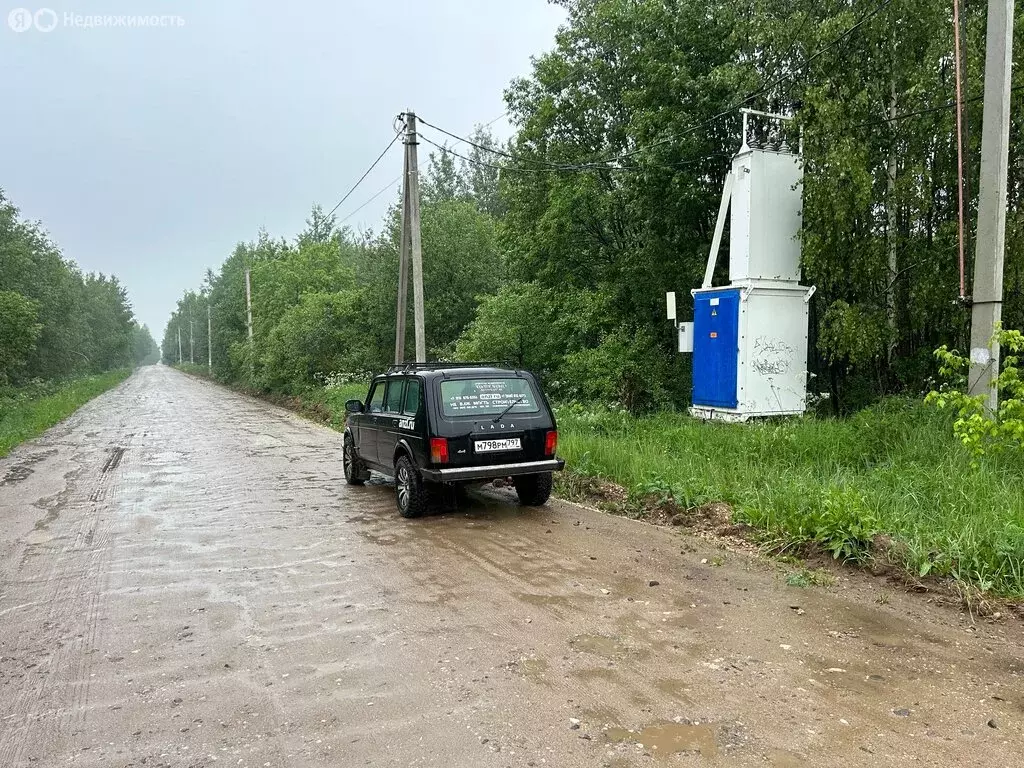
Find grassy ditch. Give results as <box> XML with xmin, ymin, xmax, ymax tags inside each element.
<box><xmin>173</xmin><ymin>364</ymin><xmax>367</xmax><ymax>430</ymax></box>
<box><xmin>0</xmin><ymin>370</ymin><xmax>131</xmax><ymax>458</ymax></box>
<box><xmin>555</xmin><ymin>400</ymin><xmax>1024</xmax><ymax>599</ymax></box>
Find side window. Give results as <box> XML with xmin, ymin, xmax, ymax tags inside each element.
<box><xmin>403</xmin><ymin>378</ymin><xmax>422</xmax><ymax>416</ymax></box>
<box><xmin>384</xmin><ymin>379</ymin><xmax>405</xmax><ymax>413</ymax></box>
<box><xmin>367</xmin><ymin>382</ymin><xmax>385</xmax><ymax>413</ymax></box>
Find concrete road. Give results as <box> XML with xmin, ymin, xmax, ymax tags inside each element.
<box><xmin>1</xmin><ymin>365</ymin><xmax>1022</xmax><ymax>767</ymax></box>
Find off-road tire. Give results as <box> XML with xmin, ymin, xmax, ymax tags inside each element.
<box><xmin>343</xmin><ymin>433</ymin><xmax>369</xmax><ymax>486</ymax></box>
<box><xmin>513</xmin><ymin>472</ymin><xmax>553</xmax><ymax>506</ymax></box>
<box><xmin>395</xmin><ymin>455</ymin><xmax>428</xmax><ymax>518</ymax></box>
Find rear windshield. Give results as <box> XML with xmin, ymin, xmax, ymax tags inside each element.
<box><xmin>439</xmin><ymin>378</ymin><xmax>541</xmax><ymax>417</ymax></box>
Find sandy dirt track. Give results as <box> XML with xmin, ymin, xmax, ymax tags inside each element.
<box><xmin>1</xmin><ymin>364</ymin><xmax>1022</xmax><ymax>767</ymax></box>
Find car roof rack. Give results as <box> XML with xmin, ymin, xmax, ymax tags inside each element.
<box><xmin>386</xmin><ymin>361</ymin><xmax>514</xmax><ymax>374</ymax></box>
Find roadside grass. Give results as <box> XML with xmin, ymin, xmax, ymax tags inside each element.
<box><xmin>312</xmin><ymin>383</ymin><xmax>371</xmax><ymax>425</ymax></box>
<box><xmin>173</xmin><ymin>364</ymin><xmax>367</xmax><ymax>431</ymax></box>
<box><xmin>555</xmin><ymin>400</ymin><xmax>1024</xmax><ymax>598</ymax></box>
<box><xmin>0</xmin><ymin>370</ymin><xmax>131</xmax><ymax>458</ymax></box>
<box><xmin>175</xmin><ymin>363</ymin><xmax>213</xmax><ymax>378</ymax></box>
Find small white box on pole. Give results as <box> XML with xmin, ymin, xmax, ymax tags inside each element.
<box><xmin>678</xmin><ymin>321</ymin><xmax>693</xmax><ymax>353</ymax></box>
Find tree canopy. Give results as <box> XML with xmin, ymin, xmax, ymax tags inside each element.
<box><xmin>0</xmin><ymin>189</ymin><xmax>157</xmax><ymax>386</ymax></box>
<box><xmin>164</xmin><ymin>0</ymin><xmax>1023</xmax><ymax>413</ymax></box>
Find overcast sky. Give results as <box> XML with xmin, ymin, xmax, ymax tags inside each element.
<box><xmin>1</xmin><ymin>0</ymin><xmax>565</xmax><ymax>338</ymax></box>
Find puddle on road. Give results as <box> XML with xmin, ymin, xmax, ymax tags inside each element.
<box><xmin>357</xmin><ymin>531</ymin><xmax>401</xmax><ymax>547</ymax></box>
<box><xmin>2</xmin><ymin>449</ymin><xmax>56</xmax><ymax>485</ymax></box>
<box><xmin>654</xmin><ymin>678</ymin><xmax>692</xmax><ymax>703</ymax></box>
<box><xmin>520</xmin><ymin>658</ymin><xmax>548</xmax><ymax>680</ymax></box>
<box><xmin>517</xmin><ymin>592</ymin><xmax>588</xmax><ymax>608</ymax></box>
<box><xmin>826</xmin><ymin>602</ymin><xmax>913</xmax><ymax>651</ymax></box>
<box><xmin>33</xmin><ymin>507</ymin><xmax>59</xmax><ymax>531</ymax></box>
<box><xmin>605</xmin><ymin>721</ymin><xmax>718</xmax><ymax>758</ymax></box>
<box><xmin>803</xmin><ymin>655</ymin><xmax>892</xmax><ymax>696</ymax></box>
<box><xmin>766</xmin><ymin>748</ymin><xmax>807</xmax><ymax>767</ymax></box>
<box><xmin>571</xmin><ymin>634</ymin><xmax>624</xmax><ymax>656</ymax></box>
<box><xmin>344</xmin><ymin>513</ymin><xmax>385</xmax><ymax>525</ymax></box>
<box><xmin>571</xmin><ymin>666</ymin><xmax>618</xmax><ymax>685</ymax></box>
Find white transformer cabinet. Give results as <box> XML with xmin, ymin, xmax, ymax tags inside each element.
<box><xmin>673</xmin><ymin>110</ymin><xmax>815</xmax><ymax>422</ymax></box>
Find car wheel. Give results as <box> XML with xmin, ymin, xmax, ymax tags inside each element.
<box><xmin>395</xmin><ymin>455</ymin><xmax>428</xmax><ymax>518</ymax></box>
<box><xmin>513</xmin><ymin>472</ymin><xmax>553</xmax><ymax>506</ymax></box>
<box><xmin>343</xmin><ymin>434</ymin><xmax>368</xmax><ymax>486</ymax></box>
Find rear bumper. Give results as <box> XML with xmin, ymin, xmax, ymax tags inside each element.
<box><xmin>420</xmin><ymin>458</ymin><xmax>565</xmax><ymax>483</ymax></box>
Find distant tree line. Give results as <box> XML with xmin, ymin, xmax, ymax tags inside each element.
<box><xmin>165</xmin><ymin>0</ymin><xmax>1023</xmax><ymax>413</ymax></box>
<box><xmin>0</xmin><ymin>189</ymin><xmax>158</xmax><ymax>386</ymax></box>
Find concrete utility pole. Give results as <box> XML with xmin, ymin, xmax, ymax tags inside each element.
<box><xmin>189</xmin><ymin>309</ymin><xmax>194</xmax><ymax>365</ymax></box>
<box><xmin>207</xmin><ymin>303</ymin><xmax>213</xmax><ymax>371</ymax></box>
<box><xmin>395</xmin><ymin>143</ymin><xmax>411</xmax><ymax>363</ymax></box>
<box><xmin>968</xmin><ymin>0</ymin><xmax>1015</xmax><ymax>413</ymax></box>
<box><xmin>244</xmin><ymin>268</ymin><xmax>254</xmax><ymax>342</ymax></box>
<box><xmin>398</xmin><ymin>110</ymin><xmax>427</xmax><ymax>363</ymax></box>
<box><xmin>177</xmin><ymin>325</ymin><xmax>182</xmax><ymax>364</ymax></box>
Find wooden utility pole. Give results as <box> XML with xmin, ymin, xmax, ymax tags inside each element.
<box><xmin>177</xmin><ymin>325</ymin><xmax>182</xmax><ymax>364</ymax></box>
<box><xmin>395</xmin><ymin>142</ymin><xmax>411</xmax><ymax>363</ymax></box>
<box><xmin>207</xmin><ymin>303</ymin><xmax>213</xmax><ymax>371</ymax></box>
<box><xmin>968</xmin><ymin>0</ymin><xmax>1015</xmax><ymax>413</ymax></box>
<box><xmin>397</xmin><ymin>110</ymin><xmax>427</xmax><ymax>363</ymax></box>
<box><xmin>244</xmin><ymin>268</ymin><xmax>254</xmax><ymax>342</ymax></box>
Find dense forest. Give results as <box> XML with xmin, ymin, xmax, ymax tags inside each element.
<box><xmin>164</xmin><ymin>0</ymin><xmax>1023</xmax><ymax>413</ymax></box>
<box><xmin>0</xmin><ymin>190</ymin><xmax>158</xmax><ymax>386</ymax></box>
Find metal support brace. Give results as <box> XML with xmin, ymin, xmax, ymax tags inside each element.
<box><xmin>703</xmin><ymin>170</ymin><xmax>734</xmax><ymax>289</ymax></box>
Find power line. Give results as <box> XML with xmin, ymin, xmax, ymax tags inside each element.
<box><xmin>419</xmin><ymin>128</ymin><xmax>730</xmax><ymax>176</ymax></box>
<box><xmin>341</xmin><ymin>104</ymin><xmax>569</xmax><ymax>226</ymax></box>
<box><xmin>336</xmin><ymin>114</ymin><xmax>498</xmax><ymax>223</ymax></box>
<box><xmin>856</xmin><ymin>83</ymin><xmax>1024</xmax><ymax>128</ymax></box>
<box><xmin>347</xmin><ymin>76</ymin><xmax>1015</xmax><ymax>224</ymax></box>
<box><xmin>417</xmin><ymin>116</ymin><xmax>636</xmax><ymax>172</ymax></box>
<box><xmin>325</xmin><ymin>132</ymin><xmax>402</xmax><ymax>219</ymax></box>
<box><xmin>339</xmin><ymin>175</ymin><xmax>402</xmax><ymax>224</ymax></box>
<box><xmin>339</xmin><ymin>6</ymin><xmax>774</xmax><ymax>217</ymax></box>
<box><xmin>419</xmin><ymin>116</ymin><xmax>734</xmax><ymax>174</ymax></box>
<box><xmin>483</xmin><ymin>111</ymin><xmax>509</xmax><ymax>128</ymax></box>
<box><xmin>417</xmin><ymin>116</ymin><xmax>557</xmax><ymax>167</ymax></box>
<box><xmin>417</xmin><ymin>132</ymin><xmax>533</xmax><ymax>173</ymax></box>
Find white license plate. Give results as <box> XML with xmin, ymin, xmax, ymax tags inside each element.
<box><xmin>474</xmin><ymin>438</ymin><xmax>522</xmax><ymax>453</ymax></box>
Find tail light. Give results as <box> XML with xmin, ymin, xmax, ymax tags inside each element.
<box><xmin>544</xmin><ymin>430</ymin><xmax>558</xmax><ymax>456</ymax></box>
<box><xmin>430</xmin><ymin>437</ymin><xmax>449</xmax><ymax>464</ymax></box>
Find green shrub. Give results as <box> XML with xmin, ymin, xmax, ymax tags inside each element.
<box><xmin>927</xmin><ymin>327</ymin><xmax>1024</xmax><ymax>461</ymax></box>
